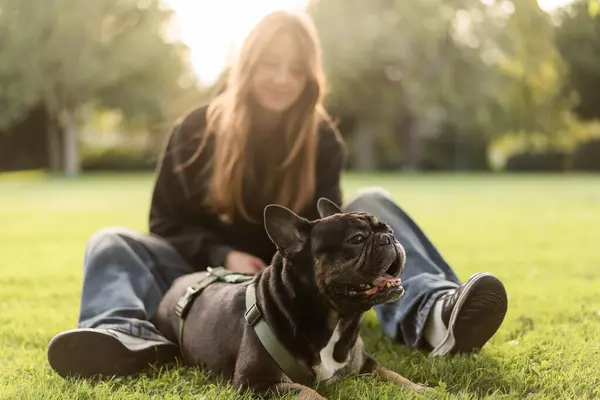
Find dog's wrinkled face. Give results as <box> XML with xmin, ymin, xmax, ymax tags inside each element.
<box><xmin>311</xmin><ymin>198</ymin><xmax>406</xmax><ymax>313</ymax></box>
<box><xmin>263</xmin><ymin>198</ymin><xmax>406</xmax><ymax>314</ymax></box>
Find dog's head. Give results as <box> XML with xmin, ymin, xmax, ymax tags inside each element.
<box><xmin>264</xmin><ymin>198</ymin><xmax>406</xmax><ymax>314</ymax></box>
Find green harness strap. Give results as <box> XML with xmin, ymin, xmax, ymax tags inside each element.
<box><xmin>174</xmin><ymin>266</ymin><xmax>314</xmax><ymax>387</ymax></box>
<box><xmin>174</xmin><ymin>267</ymin><xmax>254</xmax><ymax>348</ymax></box>
<box><xmin>244</xmin><ymin>283</ymin><xmax>315</xmax><ymax>386</ymax></box>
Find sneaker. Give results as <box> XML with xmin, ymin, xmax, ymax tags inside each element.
<box><xmin>47</xmin><ymin>328</ymin><xmax>179</xmax><ymax>379</ymax></box>
<box><xmin>426</xmin><ymin>272</ymin><xmax>508</xmax><ymax>357</ymax></box>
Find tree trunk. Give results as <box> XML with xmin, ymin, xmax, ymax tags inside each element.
<box><xmin>46</xmin><ymin>118</ymin><xmax>62</xmax><ymax>173</ymax></box>
<box><xmin>353</xmin><ymin>119</ymin><xmax>377</xmax><ymax>171</ymax></box>
<box><xmin>454</xmin><ymin>126</ymin><xmax>469</xmax><ymax>171</ymax></box>
<box><xmin>59</xmin><ymin>109</ymin><xmax>80</xmax><ymax>177</ymax></box>
<box><xmin>402</xmin><ymin>114</ymin><xmax>421</xmax><ymax>172</ymax></box>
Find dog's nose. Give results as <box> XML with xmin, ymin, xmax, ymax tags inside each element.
<box><xmin>379</xmin><ymin>233</ymin><xmax>391</xmax><ymax>246</ymax></box>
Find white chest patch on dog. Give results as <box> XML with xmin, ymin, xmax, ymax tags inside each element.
<box><xmin>313</xmin><ymin>322</ymin><xmax>349</xmax><ymax>382</ymax></box>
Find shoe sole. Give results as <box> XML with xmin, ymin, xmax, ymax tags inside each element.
<box><xmin>430</xmin><ymin>273</ymin><xmax>507</xmax><ymax>357</ymax></box>
<box><xmin>47</xmin><ymin>329</ymin><xmax>179</xmax><ymax>379</ymax></box>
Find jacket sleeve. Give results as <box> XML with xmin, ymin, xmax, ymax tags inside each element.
<box><xmin>303</xmin><ymin>119</ymin><xmax>347</xmax><ymax>221</ymax></box>
<box><xmin>149</xmin><ymin>113</ymin><xmax>233</xmax><ymax>270</ymax></box>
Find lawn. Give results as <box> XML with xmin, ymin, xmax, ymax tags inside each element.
<box><xmin>1</xmin><ymin>171</ymin><xmax>600</xmax><ymax>399</ymax></box>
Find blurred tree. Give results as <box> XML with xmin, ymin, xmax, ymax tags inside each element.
<box><xmin>555</xmin><ymin>0</ymin><xmax>600</xmax><ymax>121</ymax></box>
<box><xmin>490</xmin><ymin>0</ymin><xmax>573</xmax><ymax>150</ymax></box>
<box><xmin>309</xmin><ymin>0</ymin><xmax>577</xmax><ymax>170</ymax></box>
<box><xmin>0</xmin><ymin>0</ymin><xmax>42</xmax><ymax>133</ymax></box>
<box><xmin>308</xmin><ymin>0</ymin><xmax>510</xmax><ymax>171</ymax></box>
<box><xmin>0</xmin><ymin>0</ymin><xmax>198</xmax><ymax>176</ymax></box>
<box><xmin>429</xmin><ymin>3</ymin><xmax>506</xmax><ymax>170</ymax></box>
<box><xmin>588</xmin><ymin>0</ymin><xmax>600</xmax><ymax>17</ymax></box>
<box><xmin>309</xmin><ymin>0</ymin><xmax>449</xmax><ymax>171</ymax></box>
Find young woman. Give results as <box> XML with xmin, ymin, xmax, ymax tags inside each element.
<box><xmin>47</xmin><ymin>10</ymin><xmax>507</xmax><ymax>380</ymax></box>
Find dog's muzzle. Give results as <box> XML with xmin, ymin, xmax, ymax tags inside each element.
<box><xmin>345</xmin><ymin>236</ymin><xmax>405</xmax><ymax>302</ymax></box>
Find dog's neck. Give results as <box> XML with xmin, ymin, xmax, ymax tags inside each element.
<box><xmin>254</xmin><ymin>252</ymin><xmax>364</xmax><ymax>374</ymax></box>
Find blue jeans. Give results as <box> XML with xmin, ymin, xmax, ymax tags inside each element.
<box><xmin>77</xmin><ymin>189</ymin><xmax>460</xmax><ymax>348</ymax></box>
<box><xmin>78</xmin><ymin>227</ymin><xmax>194</xmax><ymax>342</ymax></box>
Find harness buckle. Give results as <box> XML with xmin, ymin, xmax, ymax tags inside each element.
<box><xmin>244</xmin><ymin>303</ymin><xmax>262</xmax><ymax>326</ymax></box>
<box><xmin>175</xmin><ymin>285</ymin><xmax>198</xmax><ymax>319</ymax></box>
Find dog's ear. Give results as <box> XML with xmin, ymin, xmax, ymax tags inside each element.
<box><xmin>264</xmin><ymin>205</ymin><xmax>311</xmax><ymax>257</ymax></box>
<box><xmin>317</xmin><ymin>197</ymin><xmax>343</xmax><ymax>218</ymax></box>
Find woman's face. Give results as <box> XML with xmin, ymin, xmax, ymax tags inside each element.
<box><xmin>249</xmin><ymin>32</ymin><xmax>309</xmax><ymax>115</ymax></box>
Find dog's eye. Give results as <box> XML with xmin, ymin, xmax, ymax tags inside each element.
<box><xmin>347</xmin><ymin>234</ymin><xmax>366</xmax><ymax>245</ymax></box>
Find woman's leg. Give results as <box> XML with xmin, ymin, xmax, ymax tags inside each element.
<box><xmin>343</xmin><ymin>188</ymin><xmax>507</xmax><ymax>356</ymax></box>
<box><xmin>47</xmin><ymin>226</ymin><xmax>195</xmax><ymax>379</ymax></box>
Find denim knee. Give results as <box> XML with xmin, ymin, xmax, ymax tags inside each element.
<box><xmin>345</xmin><ymin>186</ymin><xmax>393</xmax><ymax>208</ymax></box>
<box><xmin>83</xmin><ymin>227</ymin><xmax>138</xmax><ymax>272</ymax></box>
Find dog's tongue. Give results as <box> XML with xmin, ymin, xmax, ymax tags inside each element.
<box><xmin>372</xmin><ymin>274</ymin><xmax>401</xmax><ymax>288</ymax></box>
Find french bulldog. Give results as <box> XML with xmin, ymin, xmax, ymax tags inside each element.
<box><xmin>153</xmin><ymin>198</ymin><xmax>429</xmax><ymax>399</ymax></box>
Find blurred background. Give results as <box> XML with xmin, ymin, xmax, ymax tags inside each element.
<box><xmin>1</xmin><ymin>0</ymin><xmax>599</xmax><ymax>176</ymax></box>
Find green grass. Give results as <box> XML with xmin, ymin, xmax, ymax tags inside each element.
<box><xmin>1</xmin><ymin>171</ymin><xmax>600</xmax><ymax>399</ymax></box>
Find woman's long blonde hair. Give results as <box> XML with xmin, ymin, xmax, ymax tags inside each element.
<box><xmin>180</xmin><ymin>10</ymin><xmax>328</xmax><ymax>223</ymax></box>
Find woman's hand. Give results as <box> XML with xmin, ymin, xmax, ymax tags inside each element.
<box><xmin>224</xmin><ymin>250</ymin><xmax>266</xmax><ymax>274</ymax></box>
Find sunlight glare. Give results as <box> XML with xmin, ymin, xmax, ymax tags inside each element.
<box><xmin>537</xmin><ymin>0</ymin><xmax>574</xmax><ymax>11</ymax></box>
<box><xmin>164</xmin><ymin>0</ymin><xmax>310</xmax><ymax>85</ymax></box>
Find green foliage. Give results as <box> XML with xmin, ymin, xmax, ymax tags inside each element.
<box><xmin>572</xmin><ymin>138</ymin><xmax>600</xmax><ymax>170</ymax></box>
<box><xmin>308</xmin><ymin>0</ymin><xmax>575</xmax><ymax>170</ymax></box>
<box><xmin>0</xmin><ymin>0</ymin><xmax>43</xmax><ymax>131</ymax></box>
<box><xmin>493</xmin><ymin>0</ymin><xmax>573</xmax><ymax>141</ymax></box>
<box><xmin>555</xmin><ymin>0</ymin><xmax>600</xmax><ymax>121</ymax></box>
<box><xmin>0</xmin><ymin>0</ymin><xmax>200</xmax><ymax>175</ymax></box>
<box><xmin>0</xmin><ymin>0</ymin><xmax>199</xmax><ymax>129</ymax></box>
<box><xmin>80</xmin><ymin>146</ymin><xmax>157</xmax><ymax>172</ymax></box>
<box><xmin>488</xmin><ymin>113</ymin><xmax>600</xmax><ymax>171</ymax></box>
<box><xmin>588</xmin><ymin>0</ymin><xmax>600</xmax><ymax>17</ymax></box>
<box><xmin>2</xmin><ymin>0</ymin><xmax>599</xmax><ymax>173</ymax></box>
<box><xmin>504</xmin><ymin>150</ymin><xmax>568</xmax><ymax>172</ymax></box>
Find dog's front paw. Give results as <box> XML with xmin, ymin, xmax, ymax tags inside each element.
<box><xmin>368</xmin><ymin>363</ymin><xmax>434</xmax><ymax>395</ymax></box>
<box><xmin>272</xmin><ymin>383</ymin><xmax>327</xmax><ymax>400</ymax></box>
<box><xmin>409</xmin><ymin>382</ymin><xmax>436</xmax><ymax>395</ymax></box>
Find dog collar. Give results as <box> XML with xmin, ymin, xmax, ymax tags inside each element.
<box><xmin>244</xmin><ymin>283</ymin><xmax>315</xmax><ymax>386</ymax></box>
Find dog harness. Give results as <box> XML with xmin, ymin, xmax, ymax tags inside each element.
<box><xmin>174</xmin><ymin>266</ymin><xmax>314</xmax><ymax>386</ymax></box>
<box><xmin>174</xmin><ymin>266</ymin><xmax>255</xmax><ymax>348</ymax></box>
<box><xmin>244</xmin><ymin>282</ymin><xmax>314</xmax><ymax>386</ymax></box>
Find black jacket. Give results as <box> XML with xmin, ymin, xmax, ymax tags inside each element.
<box><xmin>148</xmin><ymin>105</ymin><xmax>346</xmax><ymax>270</ymax></box>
